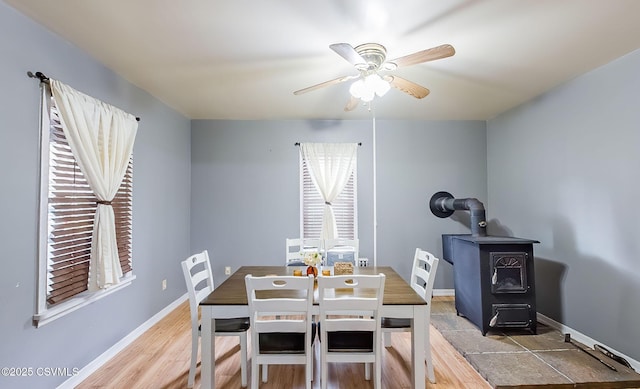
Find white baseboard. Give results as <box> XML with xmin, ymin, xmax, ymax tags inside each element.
<box><xmin>57</xmin><ymin>293</ymin><xmax>188</xmax><ymax>389</ymax></box>
<box><xmin>536</xmin><ymin>312</ymin><xmax>640</xmax><ymax>373</ymax></box>
<box><xmin>432</xmin><ymin>288</ymin><xmax>455</xmax><ymax>296</ymax></box>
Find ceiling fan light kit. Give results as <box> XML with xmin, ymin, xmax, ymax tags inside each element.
<box><xmin>349</xmin><ymin>73</ymin><xmax>391</xmax><ymax>102</ymax></box>
<box><xmin>294</xmin><ymin>42</ymin><xmax>455</xmax><ymax>111</ymax></box>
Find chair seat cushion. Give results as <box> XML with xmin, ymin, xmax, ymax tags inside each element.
<box><xmin>328</xmin><ymin>331</ymin><xmax>373</xmax><ymax>352</ymax></box>
<box><xmin>318</xmin><ymin>323</ymin><xmax>373</xmax><ymax>352</ymax></box>
<box><xmin>213</xmin><ymin>317</ymin><xmax>250</xmax><ymax>332</ymax></box>
<box><xmin>258</xmin><ymin>323</ymin><xmax>317</xmax><ymax>354</ymax></box>
<box><xmin>381</xmin><ymin>317</ymin><xmax>411</xmax><ymax>329</ymax></box>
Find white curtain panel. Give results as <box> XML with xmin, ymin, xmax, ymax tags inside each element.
<box><xmin>301</xmin><ymin>143</ymin><xmax>357</xmax><ymax>240</ymax></box>
<box><xmin>51</xmin><ymin>80</ymin><xmax>138</xmax><ymax>291</ymax></box>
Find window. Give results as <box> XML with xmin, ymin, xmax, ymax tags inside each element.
<box><xmin>300</xmin><ymin>152</ymin><xmax>357</xmax><ymax>239</ymax></box>
<box><xmin>34</xmin><ymin>85</ymin><xmax>134</xmax><ymax>327</ymax></box>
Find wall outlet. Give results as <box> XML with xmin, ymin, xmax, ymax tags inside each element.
<box><xmin>162</xmin><ymin>279</ymin><xmax>167</xmax><ymax>290</ymax></box>
<box><xmin>224</xmin><ymin>266</ymin><xmax>231</xmax><ymax>275</ymax></box>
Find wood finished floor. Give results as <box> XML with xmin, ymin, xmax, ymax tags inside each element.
<box><xmin>76</xmin><ymin>297</ymin><xmax>490</xmax><ymax>388</ymax></box>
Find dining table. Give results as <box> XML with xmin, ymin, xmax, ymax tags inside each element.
<box><xmin>199</xmin><ymin>265</ymin><xmax>427</xmax><ymax>389</ymax></box>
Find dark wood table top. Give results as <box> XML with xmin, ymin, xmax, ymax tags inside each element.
<box><xmin>201</xmin><ymin>266</ymin><xmax>425</xmax><ymax>306</ymax></box>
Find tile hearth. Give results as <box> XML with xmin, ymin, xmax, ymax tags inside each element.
<box><xmin>431</xmin><ymin>297</ymin><xmax>640</xmax><ymax>388</ymax></box>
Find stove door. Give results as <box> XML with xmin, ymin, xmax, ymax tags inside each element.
<box><xmin>490</xmin><ymin>303</ymin><xmax>533</xmax><ymax>328</ymax></box>
<box><xmin>490</xmin><ymin>252</ymin><xmax>528</xmax><ymax>294</ymax></box>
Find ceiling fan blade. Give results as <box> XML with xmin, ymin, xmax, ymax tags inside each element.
<box><xmin>330</xmin><ymin>43</ymin><xmax>366</xmax><ymax>67</ymax></box>
<box><xmin>344</xmin><ymin>96</ymin><xmax>360</xmax><ymax>111</ymax></box>
<box><xmin>384</xmin><ymin>75</ymin><xmax>430</xmax><ymax>99</ymax></box>
<box><xmin>293</xmin><ymin>74</ymin><xmax>359</xmax><ymax>95</ymax></box>
<box><xmin>388</xmin><ymin>44</ymin><xmax>455</xmax><ymax>68</ymax></box>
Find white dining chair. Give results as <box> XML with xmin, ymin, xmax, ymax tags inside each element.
<box><xmin>317</xmin><ymin>273</ymin><xmax>386</xmax><ymax>389</ymax></box>
<box><xmin>381</xmin><ymin>248</ymin><xmax>440</xmax><ymax>383</ymax></box>
<box><xmin>285</xmin><ymin>237</ymin><xmax>323</xmax><ymax>266</ymax></box>
<box><xmin>245</xmin><ymin>274</ymin><xmax>316</xmax><ymax>389</ymax></box>
<box><xmin>181</xmin><ymin>250</ymin><xmax>250</xmax><ymax>388</ymax></box>
<box><xmin>324</xmin><ymin>238</ymin><xmax>359</xmax><ymax>266</ymax></box>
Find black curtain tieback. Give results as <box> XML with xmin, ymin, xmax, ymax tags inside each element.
<box><xmin>96</xmin><ymin>200</ymin><xmax>112</xmax><ymax>205</ymax></box>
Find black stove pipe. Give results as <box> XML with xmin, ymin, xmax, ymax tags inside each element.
<box><xmin>429</xmin><ymin>191</ymin><xmax>487</xmax><ymax>236</ymax></box>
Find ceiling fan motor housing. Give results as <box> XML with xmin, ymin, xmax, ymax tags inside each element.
<box><xmin>354</xmin><ymin>43</ymin><xmax>387</xmax><ymax>71</ymax></box>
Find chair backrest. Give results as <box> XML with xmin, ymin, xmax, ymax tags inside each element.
<box><xmin>245</xmin><ymin>274</ymin><xmax>315</xmax><ymax>353</ymax></box>
<box><xmin>181</xmin><ymin>250</ymin><xmax>215</xmax><ymax>327</ymax></box>
<box><xmin>324</xmin><ymin>238</ymin><xmax>359</xmax><ymax>266</ymax></box>
<box><xmin>410</xmin><ymin>248</ymin><xmax>440</xmax><ymax>306</ymax></box>
<box><xmin>285</xmin><ymin>238</ymin><xmax>323</xmax><ymax>266</ymax></box>
<box><xmin>317</xmin><ymin>274</ymin><xmax>385</xmax><ymax>351</ymax></box>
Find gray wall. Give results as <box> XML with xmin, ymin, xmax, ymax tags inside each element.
<box><xmin>12</xmin><ymin>0</ymin><xmax>638</xmax><ymax>382</ymax></box>
<box><xmin>190</xmin><ymin>119</ymin><xmax>486</xmax><ymax>288</ymax></box>
<box><xmin>487</xmin><ymin>48</ymin><xmax>640</xmax><ymax>360</ymax></box>
<box><xmin>376</xmin><ymin>120</ymin><xmax>487</xmax><ymax>285</ymax></box>
<box><xmin>0</xmin><ymin>3</ymin><xmax>192</xmax><ymax>388</ymax></box>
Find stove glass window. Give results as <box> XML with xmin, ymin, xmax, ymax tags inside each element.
<box><xmin>490</xmin><ymin>252</ymin><xmax>527</xmax><ymax>293</ymax></box>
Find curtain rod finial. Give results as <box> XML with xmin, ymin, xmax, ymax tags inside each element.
<box><xmin>27</xmin><ymin>71</ymin><xmax>49</xmax><ymax>82</ymax></box>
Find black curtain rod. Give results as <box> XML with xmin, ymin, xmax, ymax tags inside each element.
<box><xmin>27</xmin><ymin>71</ymin><xmax>141</xmax><ymax>122</ymax></box>
<box><xmin>294</xmin><ymin>142</ymin><xmax>362</xmax><ymax>146</ymax></box>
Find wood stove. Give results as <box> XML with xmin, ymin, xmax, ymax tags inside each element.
<box><xmin>430</xmin><ymin>191</ymin><xmax>539</xmax><ymax>335</ymax></box>
<box><xmin>442</xmin><ymin>234</ymin><xmax>538</xmax><ymax>335</ymax></box>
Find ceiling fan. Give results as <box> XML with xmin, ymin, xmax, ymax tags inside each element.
<box><xmin>293</xmin><ymin>42</ymin><xmax>455</xmax><ymax>111</ymax></box>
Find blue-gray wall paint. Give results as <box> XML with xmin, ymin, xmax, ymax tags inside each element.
<box><xmin>487</xmin><ymin>49</ymin><xmax>640</xmax><ymax>360</ymax></box>
<box><xmin>0</xmin><ymin>3</ymin><xmax>191</xmax><ymax>388</ymax></box>
<box><xmin>5</xmin><ymin>0</ymin><xmax>639</xmax><ymax>383</ymax></box>
<box><xmin>190</xmin><ymin>119</ymin><xmax>487</xmax><ymax>288</ymax></box>
<box><xmin>190</xmin><ymin>120</ymin><xmax>374</xmax><ymax>287</ymax></box>
<box><xmin>376</xmin><ymin>120</ymin><xmax>487</xmax><ymax>285</ymax></box>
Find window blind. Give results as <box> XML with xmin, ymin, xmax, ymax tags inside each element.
<box><xmin>301</xmin><ymin>157</ymin><xmax>356</xmax><ymax>240</ymax></box>
<box><xmin>45</xmin><ymin>99</ymin><xmax>132</xmax><ymax>306</ymax></box>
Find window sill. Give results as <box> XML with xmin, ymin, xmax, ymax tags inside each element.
<box><xmin>33</xmin><ymin>274</ymin><xmax>136</xmax><ymax>328</ymax></box>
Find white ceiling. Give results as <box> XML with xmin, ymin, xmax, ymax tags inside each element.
<box><xmin>7</xmin><ymin>0</ymin><xmax>640</xmax><ymax>120</ymax></box>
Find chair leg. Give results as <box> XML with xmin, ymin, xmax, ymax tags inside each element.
<box><xmin>262</xmin><ymin>364</ymin><xmax>268</xmax><ymax>382</ymax></box>
<box><xmin>309</xmin><ymin>345</ymin><xmax>314</xmax><ymax>381</ymax></box>
<box><xmin>188</xmin><ymin>328</ymin><xmax>198</xmax><ymax>388</ymax></box>
<box><xmin>425</xmin><ymin>325</ymin><xmax>435</xmax><ymax>383</ymax></box>
<box><xmin>321</xmin><ymin>344</ymin><xmax>328</xmax><ymax>389</ymax></box>
<box><xmin>306</xmin><ymin>349</ymin><xmax>312</xmax><ymax>389</ymax></box>
<box><xmin>305</xmin><ymin>344</ymin><xmax>317</xmax><ymax>389</ymax></box>
<box><xmin>365</xmin><ymin>363</ymin><xmax>371</xmax><ymax>380</ymax></box>
<box><xmin>251</xmin><ymin>354</ymin><xmax>259</xmax><ymax>389</ymax></box>
<box><xmin>240</xmin><ymin>332</ymin><xmax>248</xmax><ymax>387</ymax></box>
<box><xmin>383</xmin><ymin>331</ymin><xmax>392</xmax><ymax>347</ymax></box>
<box><xmin>375</xmin><ymin>348</ymin><xmax>382</xmax><ymax>389</ymax></box>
